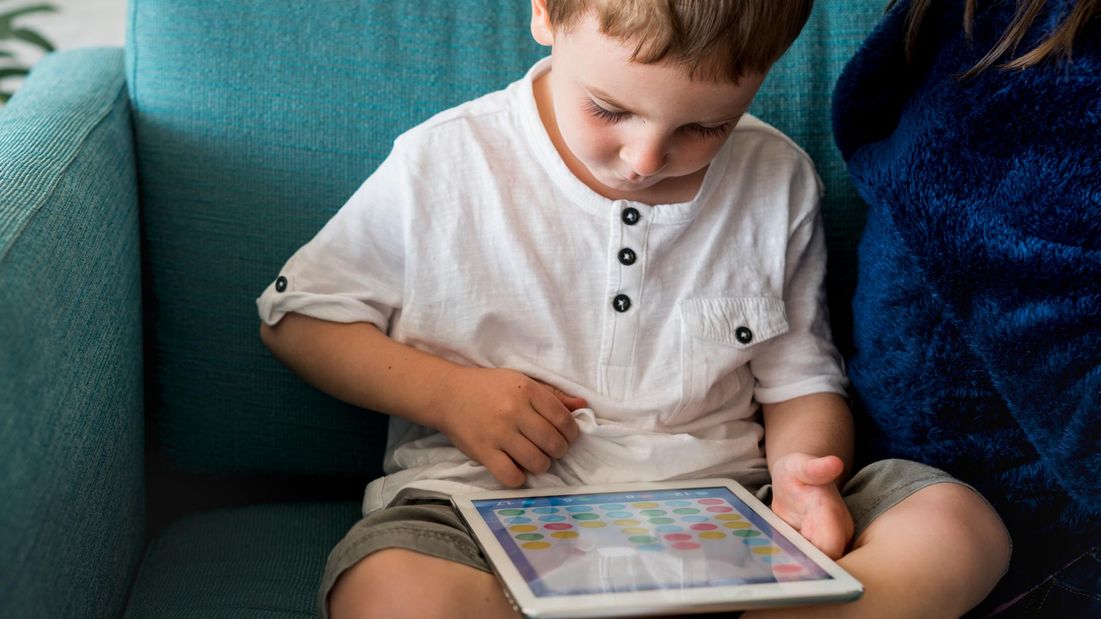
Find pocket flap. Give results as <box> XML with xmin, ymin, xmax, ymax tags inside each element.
<box><xmin>681</xmin><ymin>297</ymin><xmax>789</xmax><ymax>348</ymax></box>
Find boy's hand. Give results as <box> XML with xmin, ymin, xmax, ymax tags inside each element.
<box><xmin>768</xmin><ymin>452</ymin><xmax>854</xmax><ymax>559</ymax></box>
<box><xmin>435</xmin><ymin>367</ymin><xmax>586</xmax><ymax>488</ymax></box>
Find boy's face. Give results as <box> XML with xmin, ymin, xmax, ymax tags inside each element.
<box><xmin>531</xmin><ymin>5</ymin><xmax>767</xmax><ymax>203</ymax></box>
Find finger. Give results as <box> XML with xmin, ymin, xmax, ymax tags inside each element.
<box><xmin>534</xmin><ymin>380</ymin><xmax>590</xmax><ymax>413</ymax></box>
<box><xmin>518</xmin><ymin>412</ymin><xmax>570</xmax><ymax>459</ymax></box>
<box><xmin>530</xmin><ymin>388</ymin><xmax>581</xmax><ymax>444</ymax></box>
<box><xmin>799</xmin><ymin>455</ymin><xmax>845</xmax><ymax>486</ymax></box>
<box><xmin>482</xmin><ymin>450</ymin><xmax>527</xmax><ymax>488</ymax></box>
<box><xmin>504</xmin><ymin>434</ymin><xmax>554</xmax><ymax>476</ymax></box>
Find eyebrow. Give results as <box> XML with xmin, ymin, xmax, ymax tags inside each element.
<box><xmin>585</xmin><ymin>84</ymin><xmax>743</xmax><ymax>126</ymax></box>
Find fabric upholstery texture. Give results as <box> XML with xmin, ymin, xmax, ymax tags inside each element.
<box><xmin>0</xmin><ymin>49</ymin><xmax>145</xmax><ymax>619</ymax></box>
<box><xmin>124</xmin><ymin>502</ymin><xmax>361</xmax><ymax>619</ymax></box>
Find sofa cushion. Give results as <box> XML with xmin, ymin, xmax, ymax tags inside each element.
<box><xmin>124</xmin><ymin>501</ymin><xmax>361</xmax><ymax>618</ymax></box>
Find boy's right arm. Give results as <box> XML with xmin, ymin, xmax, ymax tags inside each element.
<box><xmin>259</xmin><ymin>312</ymin><xmax>584</xmax><ymax>487</ymax></box>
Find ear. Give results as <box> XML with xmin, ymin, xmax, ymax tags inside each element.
<box><xmin>530</xmin><ymin>0</ymin><xmax>554</xmax><ymax>46</ymax></box>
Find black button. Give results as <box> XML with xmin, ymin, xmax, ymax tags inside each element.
<box><xmin>275</xmin><ymin>275</ymin><xmax>288</xmax><ymax>293</ymax></box>
<box><xmin>621</xmin><ymin>207</ymin><xmax>640</xmax><ymax>225</ymax></box>
<box><xmin>612</xmin><ymin>294</ymin><xmax>632</xmax><ymax>313</ymax></box>
<box><xmin>618</xmin><ymin>248</ymin><xmax>637</xmax><ymax>266</ymax></box>
<box><xmin>735</xmin><ymin>326</ymin><xmax>753</xmax><ymax>344</ymax></box>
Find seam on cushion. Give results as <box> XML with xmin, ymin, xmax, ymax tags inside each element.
<box><xmin>0</xmin><ymin>81</ymin><xmax>129</xmax><ymax>264</ymax></box>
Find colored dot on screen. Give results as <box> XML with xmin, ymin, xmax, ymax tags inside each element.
<box><xmin>714</xmin><ymin>513</ymin><xmax>743</xmax><ymax>521</ymax></box>
<box><xmin>773</xmin><ymin>563</ymin><xmax>805</xmax><ymax>575</ymax></box>
<box><xmin>539</xmin><ymin>515</ymin><xmax>566</xmax><ymax>522</ymax></box>
<box><xmin>578</xmin><ymin>521</ymin><xmax>607</xmax><ymax>528</ymax></box>
<box><xmin>724</xmin><ymin>521</ymin><xmax>752</xmax><ymax>529</ymax></box>
<box><xmin>666</xmin><ymin>500</ymin><xmax>692</xmax><ymax>507</ymax></box>
<box><xmin>690</xmin><ymin>523</ymin><xmax>718</xmax><ymax>531</ymax></box>
<box><xmin>509</xmin><ymin>525</ymin><xmax>538</xmax><ymax>532</ymax></box>
<box><xmin>672</xmin><ymin>542</ymin><xmax>702</xmax><ymax>550</ymax></box>
<box><xmin>600</xmin><ymin>504</ymin><xmax>626</xmax><ymax>510</ymax></box>
<box><xmin>698</xmin><ymin>531</ymin><xmax>726</xmax><ymax>540</ymax></box>
<box><xmin>505</xmin><ymin>517</ymin><xmax>532</xmax><ymax>524</ymax></box>
<box><xmin>515</xmin><ymin>533</ymin><xmax>544</xmax><ymax>541</ymax></box>
<box><xmin>573</xmin><ymin>513</ymin><xmax>599</xmax><ymax>520</ymax></box>
<box><xmin>532</xmin><ymin>507</ymin><xmax>558</xmax><ymax>514</ymax></box>
<box><xmin>551</xmin><ymin>531</ymin><xmax>579</xmax><ymax>539</ymax></box>
<box><xmin>640</xmin><ymin>509</ymin><xmax>666</xmax><ymax>516</ymax></box>
<box><xmin>672</xmin><ymin>508</ymin><xmax>700</xmax><ymax>515</ymax></box>
<box><xmin>499</xmin><ymin>509</ymin><xmax>525</xmax><ymax>516</ymax></box>
<box><xmin>698</xmin><ymin>499</ymin><xmax>725</xmax><ymax>505</ymax></box>
<box><xmin>682</xmin><ymin>516</ymin><xmax>709</xmax><ymax>523</ymax></box>
<box><xmin>648</xmin><ymin>517</ymin><xmax>675</xmax><ymax>525</ymax></box>
<box><xmin>607</xmin><ymin>511</ymin><xmax>634</xmax><ymax>518</ymax></box>
<box><xmin>623</xmin><ymin>527</ymin><xmax>650</xmax><ymax>535</ymax></box>
<box><xmin>706</xmin><ymin>506</ymin><xmax>734</xmax><ymax>513</ymax></box>
<box><xmin>654</xmin><ymin>525</ymin><xmax>683</xmax><ymax>533</ymax></box>
<box><xmin>614</xmin><ymin>519</ymin><xmax>641</xmax><ymax>527</ymax></box>
<box><xmin>632</xmin><ymin>502</ymin><xmax>659</xmax><ymax>509</ymax></box>
<box><xmin>566</xmin><ymin>505</ymin><xmax>594</xmax><ymax>512</ymax></box>
<box><xmin>522</xmin><ymin>541</ymin><xmax>552</xmax><ymax>550</ymax></box>
<box><xmin>752</xmin><ymin>546</ymin><xmax>782</xmax><ymax>555</ymax></box>
<box><xmin>629</xmin><ymin>536</ymin><xmax>659</xmax><ymax>544</ymax></box>
<box><xmin>636</xmin><ymin>544</ymin><xmax>665</xmax><ymax>551</ymax></box>
<box><xmin>544</xmin><ymin>523</ymin><xmax>572</xmax><ymax>530</ymax></box>
<box><xmin>664</xmin><ymin>533</ymin><xmax>693</xmax><ymax>542</ymax></box>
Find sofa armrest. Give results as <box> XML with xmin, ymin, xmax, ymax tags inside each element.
<box><xmin>0</xmin><ymin>48</ymin><xmax>146</xmax><ymax>619</ymax></box>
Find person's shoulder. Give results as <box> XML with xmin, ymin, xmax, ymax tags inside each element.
<box><xmin>392</xmin><ymin>81</ymin><xmax>525</xmax><ymax>155</ymax></box>
<box><xmin>726</xmin><ymin>114</ymin><xmax>822</xmax><ymax>195</ymax></box>
<box><xmin>731</xmin><ymin>114</ymin><xmax>815</xmax><ymax>169</ymax></box>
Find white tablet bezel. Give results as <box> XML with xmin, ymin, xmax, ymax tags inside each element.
<box><xmin>452</xmin><ymin>478</ymin><xmax>863</xmax><ymax>618</ymax></box>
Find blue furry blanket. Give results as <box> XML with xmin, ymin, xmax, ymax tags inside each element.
<box><xmin>833</xmin><ymin>0</ymin><xmax>1100</xmax><ymax>606</ymax></box>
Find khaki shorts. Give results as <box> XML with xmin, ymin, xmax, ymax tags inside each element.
<box><xmin>318</xmin><ymin>459</ymin><xmax>968</xmax><ymax>618</ymax></box>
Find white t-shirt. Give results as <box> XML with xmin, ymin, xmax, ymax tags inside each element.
<box><xmin>257</xmin><ymin>58</ymin><xmax>847</xmax><ymax>513</ymax></box>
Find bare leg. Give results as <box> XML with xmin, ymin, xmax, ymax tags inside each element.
<box><xmin>328</xmin><ymin>548</ymin><xmax>521</xmax><ymax>619</ymax></box>
<box><xmin>743</xmin><ymin>482</ymin><xmax>1011</xmax><ymax>619</ymax></box>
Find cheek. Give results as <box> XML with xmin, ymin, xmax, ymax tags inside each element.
<box><xmin>561</xmin><ymin>115</ymin><xmax>618</xmax><ymax>163</ymax></box>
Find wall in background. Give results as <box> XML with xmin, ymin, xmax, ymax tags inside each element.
<box><xmin>2</xmin><ymin>0</ymin><xmax>126</xmax><ymax>102</ymax></box>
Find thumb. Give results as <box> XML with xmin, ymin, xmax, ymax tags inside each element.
<box><xmin>799</xmin><ymin>455</ymin><xmax>844</xmax><ymax>487</ymax></box>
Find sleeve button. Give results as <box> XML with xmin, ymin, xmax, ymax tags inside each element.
<box><xmin>275</xmin><ymin>275</ymin><xmax>288</xmax><ymax>293</ymax></box>
<box><xmin>735</xmin><ymin>326</ymin><xmax>753</xmax><ymax>344</ymax></box>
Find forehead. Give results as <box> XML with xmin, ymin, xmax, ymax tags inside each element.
<box><xmin>554</xmin><ymin>13</ymin><xmax>764</xmax><ymax>120</ymax></box>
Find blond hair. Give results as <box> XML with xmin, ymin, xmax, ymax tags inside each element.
<box><xmin>896</xmin><ymin>0</ymin><xmax>1101</xmax><ymax>77</ymax></box>
<box><xmin>546</xmin><ymin>0</ymin><xmax>815</xmax><ymax>82</ymax></box>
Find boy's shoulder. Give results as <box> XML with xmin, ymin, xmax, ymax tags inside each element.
<box><xmin>392</xmin><ymin>80</ymin><xmax>525</xmax><ymax>154</ymax></box>
<box><xmin>732</xmin><ymin>114</ymin><xmax>816</xmax><ymax>170</ymax></box>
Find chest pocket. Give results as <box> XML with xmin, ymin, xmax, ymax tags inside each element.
<box><xmin>668</xmin><ymin>297</ymin><xmax>789</xmax><ymax>425</ymax></box>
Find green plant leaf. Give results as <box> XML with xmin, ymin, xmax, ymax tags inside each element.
<box><xmin>11</xmin><ymin>26</ymin><xmax>53</xmax><ymax>51</ymax></box>
<box><xmin>0</xmin><ymin>66</ymin><xmax>29</xmax><ymax>79</ymax></box>
<box><xmin>0</xmin><ymin>5</ymin><xmax>58</xmax><ymax>40</ymax></box>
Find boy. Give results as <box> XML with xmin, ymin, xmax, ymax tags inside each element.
<box><xmin>258</xmin><ymin>1</ymin><xmax>1010</xmax><ymax>617</ymax></box>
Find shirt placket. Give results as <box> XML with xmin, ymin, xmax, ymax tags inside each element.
<box><xmin>598</xmin><ymin>200</ymin><xmax>649</xmax><ymax>400</ymax></box>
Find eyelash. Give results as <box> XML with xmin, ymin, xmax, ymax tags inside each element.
<box><xmin>584</xmin><ymin>99</ymin><xmax>731</xmax><ymax>139</ymax></box>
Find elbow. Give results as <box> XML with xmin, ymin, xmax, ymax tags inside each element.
<box><xmin>259</xmin><ymin>321</ymin><xmax>277</xmax><ymax>352</ymax></box>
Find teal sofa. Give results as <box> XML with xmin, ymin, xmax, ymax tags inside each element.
<box><xmin>0</xmin><ymin>1</ymin><xmax>886</xmax><ymax>617</ymax></box>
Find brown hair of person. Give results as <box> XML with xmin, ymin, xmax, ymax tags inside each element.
<box><xmin>893</xmin><ymin>0</ymin><xmax>1100</xmax><ymax>77</ymax></box>
<box><xmin>545</xmin><ymin>0</ymin><xmax>815</xmax><ymax>82</ymax></box>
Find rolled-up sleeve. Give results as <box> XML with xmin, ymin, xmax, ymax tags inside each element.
<box><xmin>257</xmin><ymin>146</ymin><xmax>410</xmax><ymax>332</ymax></box>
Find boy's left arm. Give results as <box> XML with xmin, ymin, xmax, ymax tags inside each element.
<box><xmin>762</xmin><ymin>392</ymin><xmax>855</xmax><ymax>559</ymax></box>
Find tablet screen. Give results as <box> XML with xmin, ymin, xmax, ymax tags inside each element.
<box><xmin>471</xmin><ymin>486</ymin><xmax>831</xmax><ymax>597</ymax></box>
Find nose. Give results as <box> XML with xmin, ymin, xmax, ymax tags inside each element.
<box><xmin>621</xmin><ymin>131</ymin><xmax>668</xmax><ymax>178</ymax></box>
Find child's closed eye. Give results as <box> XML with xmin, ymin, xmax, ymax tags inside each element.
<box><xmin>585</xmin><ymin>98</ymin><xmax>629</xmax><ymax>123</ymax></box>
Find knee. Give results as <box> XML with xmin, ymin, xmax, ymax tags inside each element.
<box><xmin>328</xmin><ymin>550</ymin><xmax>444</xmax><ymax>619</ymax></box>
<box><xmin>910</xmin><ymin>482</ymin><xmax>1012</xmax><ymax>595</ymax></box>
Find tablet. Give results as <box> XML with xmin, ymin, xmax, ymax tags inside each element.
<box><xmin>452</xmin><ymin>479</ymin><xmax>863</xmax><ymax>618</ymax></box>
